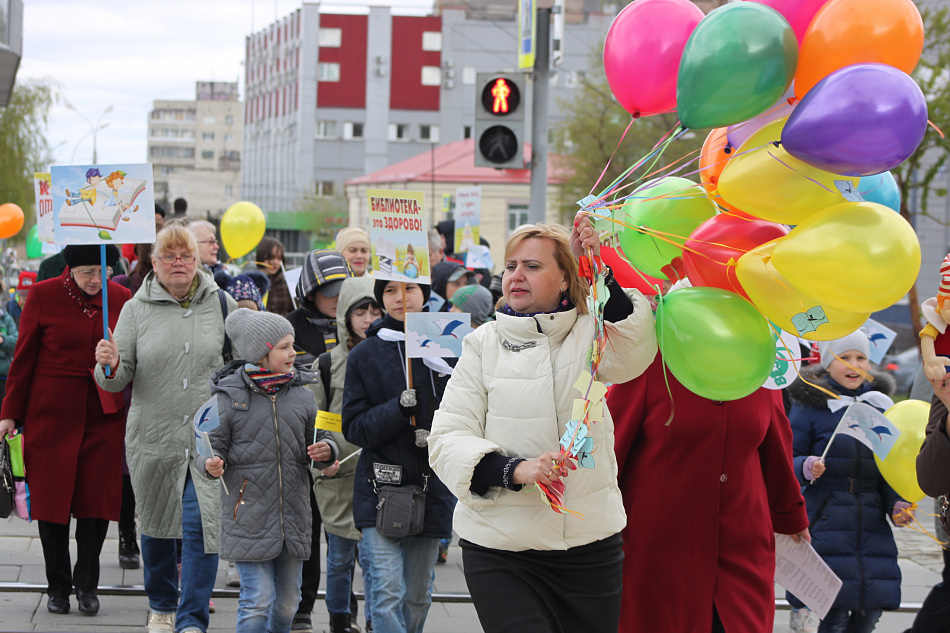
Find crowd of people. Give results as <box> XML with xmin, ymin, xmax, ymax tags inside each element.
<box><xmin>0</xmin><ymin>201</ymin><xmax>942</xmax><ymax>633</ymax></box>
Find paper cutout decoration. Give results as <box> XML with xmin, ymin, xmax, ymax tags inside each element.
<box><xmin>406</xmin><ymin>312</ymin><xmax>473</xmax><ymax>358</ymax></box>
<box><xmin>51</xmin><ymin>163</ymin><xmax>156</xmax><ymax>245</ymax></box>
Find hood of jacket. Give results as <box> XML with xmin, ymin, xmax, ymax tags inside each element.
<box><xmin>335</xmin><ymin>276</ymin><xmax>378</xmax><ymax>352</ymax></box>
<box><xmin>788</xmin><ymin>363</ymin><xmax>896</xmax><ymax>409</ymax></box>
<box><xmin>431</xmin><ymin>260</ymin><xmax>468</xmax><ymax>301</ymax></box>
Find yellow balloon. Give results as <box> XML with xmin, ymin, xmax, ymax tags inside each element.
<box><xmin>717</xmin><ymin>117</ymin><xmax>859</xmax><ymax>225</ymax></box>
<box><xmin>875</xmin><ymin>400</ymin><xmax>930</xmax><ymax>503</ymax></box>
<box><xmin>736</xmin><ymin>239</ymin><xmax>870</xmax><ymax>341</ymax></box>
<box><xmin>220</xmin><ymin>201</ymin><xmax>266</xmax><ymax>259</ymax></box>
<box><xmin>771</xmin><ymin>201</ymin><xmax>920</xmax><ymax>313</ymax></box>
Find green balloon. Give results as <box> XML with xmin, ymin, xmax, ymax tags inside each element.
<box><xmin>657</xmin><ymin>287</ymin><xmax>774</xmax><ymax>401</ymax></box>
<box><xmin>677</xmin><ymin>3</ymin><xmax>797</xmax><ymax>130</ymax></box>
<box><xmin>618</xmin><ymin>177</ymin><xmax>715</xmax><ymax>280</ymax></box>
<box><xmin>25</xmin><ymin>225</ymin><xmax>42</xmax><ymax>259</ymax></box>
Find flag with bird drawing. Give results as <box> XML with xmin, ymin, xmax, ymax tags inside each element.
<box><xmin>831</xmin><ymin>402</ymin><xmax>900</xmax><ymax>460</ymax></box>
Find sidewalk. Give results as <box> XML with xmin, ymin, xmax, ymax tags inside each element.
<box><xmin>0</xmin><ymin>507</ymin><xmax>944</xmax><ymax>633</ymax></box>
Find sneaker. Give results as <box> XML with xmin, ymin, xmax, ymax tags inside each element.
<box><xmin>147</xmin><ymin>611</ymin><xmax>175</xmax><ymax>633</ymax></box>
<box><xmin>291</xmin><ymin>614</ymin><xmax>313</xmax><ymax>632</ymax></box>
<box><xmin>209</xmin><ymin>598</ymin><xmax>215</xmax><ymax>613</ymax></box>
<box><xmin>226</xmin><ymin>561</ymin><xmax>241</xmax><ymax>587</ymax></box>
<box><xmin>801</xmin><ymin>609</ymin><xmax>819</xmax><ymax>633</ymax></box>
<box><xmin>437</xmin><ymin>542</ymin><xmax>448</xmax><ymax>564</ymax></box>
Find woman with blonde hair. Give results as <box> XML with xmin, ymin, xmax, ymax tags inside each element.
<box><xmin>428</xmin><ymin>217</ymin><xmax>658</xmax><ymax>632</ymax></box>
<box><xmin>94</xmin><ymin>223</ymin><xmax>237</xmax><ymax>633</ymax></box>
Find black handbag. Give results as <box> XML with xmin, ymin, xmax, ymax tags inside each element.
<box><xmin>375</xmin><ymin>481</ymin><xmax>426</xmax><ymax>538</ymax></box>
<box><xmin>0</xmin><ymin>439</ymin><xmax>14</xmax><ymax>519</ymax></box>
<box><xmin>939</xmin><ymin>495</ymin><xmax>950</xmax><ymax>537</ymax></box>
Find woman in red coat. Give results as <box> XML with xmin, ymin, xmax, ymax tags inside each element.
<box><xmin>609</xmin><ymin>354</ymin><xmax>809</xmax><ymax>633</ymax></box>
<box><xmin>0</xmin><ymin>244</ymin><xmax>130</xmax><ymax>617</ymax></box>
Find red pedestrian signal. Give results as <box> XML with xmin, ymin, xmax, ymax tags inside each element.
<box><xmin>475</xmin><ymin>72</ymin><xmax>527</xmax><ymax>169</ymax></box>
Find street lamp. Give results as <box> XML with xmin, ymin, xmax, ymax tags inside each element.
<box><xmin>64</xmin><ymin>101</ymin><xmax>113</xmax><ymax>163</ymax></box>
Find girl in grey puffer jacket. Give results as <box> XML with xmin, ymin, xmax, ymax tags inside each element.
<box><xmin>202</xmin><ymin>309</ymin><xmax>338</xmax><ymax>633</ymax></box>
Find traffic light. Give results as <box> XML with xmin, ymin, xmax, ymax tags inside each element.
<box><xmin>474</xmin><ymin>72</ymin><xmax>527</xmax><ymax>169</ymax></box>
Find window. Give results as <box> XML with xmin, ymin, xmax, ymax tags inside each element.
<box><xmin>566</xmin><ymin>70</ymin><xmax>586</xmax><ymax>88</ymax></box>
<box><xmin>314</xmin><ymin>181</ymin><xmax>335</xmax><ymax>196</ymax></box>
<box><xmin>507</xmin><ymin>205</ymin><xmax>529</xmax><ymax>236</ymax></box>
<box><xmin>388</xmin><ymin>123</ymin><xmax>409</xmax><ymax>141</ymax></box>
<box><xmin>225</xmin><ymin>115</ymin><xmax>235</xmax><ymax>125</ymax></box>
<box><xmin>203</xmin><ymin>115</ymin><xmax>216</xmax><ymax>124</ymax></box>
<box><xmin>422</xmin><ymin>32</ymin><xmax>442</xmax><ymax>51</ymax></box>
<box><xmin>203</xmin><ymin>132</ymin><xmax>215</xmax><ymax>141</ymax></box>
<box><xmin>463</xmin><ymin>66</ymin><xmax>476</xmax><ymax>85</ymax></box>
<box><xmin>462</xmin><ymin>125</ymin><xmax>472</xmax><ymax>140</ymax></box>
<box><xmin>225</xmin><ymin>133</ymin><xmax>235</xmax><ymax>143</ymax></box>
<box><xmin>225</xmin><ymin>185</ymin><xmax>233</xmax><ymax>198</ymax></box>
<box><xmin>343</xmin><ymin>122</ymin><xmax>364</xmax><ymax>140</ymax></box>
<box><xmin>315</xmin><ymin>120</ymin><xmax>337</xmax><ymax>138</ymax></box>
<box><xmin>319</xmin><ymin>27</ymin><xmax>342</xmax><ymax>47</ymax></box>
<box><xmin>149</xmin><ymin>147</ymin><xmax>195</xmax><ymax>159</ymax></box>
<box><xmin>419</xmin><ymin>125</ymin><xmax>440</xmax><ymax>143</ymax></box>
<box><xmin>318</xmin><ymin>62</ymin><xmax>341</xmax><ymax>82</ymax></box>
<box><xmin>421</xmin><ymin>66</ymin><xmax>441</xmax><ymax>86</ymax></box>
<box><xmin>202</xmin><ymin>150</ymin><xmax>214</xmax><ymax>159</ymax></box>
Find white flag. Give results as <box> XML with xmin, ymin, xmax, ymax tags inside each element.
<box><xmin>827</xmin><ymin>402</ymin><xmax>900</xmax><ymax>461</ymax></box>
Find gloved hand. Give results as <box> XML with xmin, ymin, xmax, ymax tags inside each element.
<box><xmin>398</xmin><ymin>389</ymin><xmax>420</xmax><ymax>419</ymax></box>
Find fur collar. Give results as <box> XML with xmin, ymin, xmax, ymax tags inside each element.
<box><xmin>787</xmin><ymin>363</ymin><xmax>897</xmax><ymax>410</ymax></box>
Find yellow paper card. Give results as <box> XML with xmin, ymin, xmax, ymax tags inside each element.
<box><xmin>588</xmin><ymin>400</ymin><xmax>604</xmax><ymax>422</ymax></box>
<box><xmin>573</xmin><ymin>370</ymin><xmax>593</xmax><ymax>395</ymax></box>
<box><xmin>572</xmin><ymin>398</ymin><xmax>587</xmax><ymax>420</ymax></box>
<box><xmin>315</xmin><ymin>411</ymin><xmax>342</xmax><ymax>433</ymax></box>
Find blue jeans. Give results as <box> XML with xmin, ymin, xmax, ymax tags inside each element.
<box><xmin>360</xmin><ymin>527</ymin><xmax>438</xmax><ymax>633</ymax></box>
<box><xmin>819</xmin><ymin>608</ymin><xmax>883</xmax><ymax>633</ymax></box>
<box><xmin>358</xmin><ymin>539</ymin><xmax>374</xmax><ymax>625</ymax></box>
<box><xmin>235</xmin><ymin>542</ymin><xmax>303</xmax><ymax>633</ymax></box>
<box><xmin>325</xmin><ymin>533</ymin><xmax>357</xmax><ymax>615</ymax></box>
<box><xmin>141</xmin><ymin>472</ymin><xmax>218</xmax><ymax>633</ymax></box>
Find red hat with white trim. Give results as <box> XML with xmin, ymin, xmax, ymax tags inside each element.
<box><xmin>939</xmin><ymin>253</ymin><xmax>950</xmax><ymax>298</ymax></box>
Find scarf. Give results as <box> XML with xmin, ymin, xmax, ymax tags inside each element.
<box><xmin>64</xmin><ymin>270</ymin><xmax>99</xmax><ymax>320</ymax></box>
<box><xmin>498</xmin><ymin>295</ymin><xmax>573</xmax><ymax>318</ymax></box>
<box><xmin>159</xmin><ymin>274</ymin><xmax>200</xmax><ymax>308</ymax></box>
<box><xmin>245</xmin><ymin>364</ymin><xmax>296</xmax><ymax>395</ymax></box>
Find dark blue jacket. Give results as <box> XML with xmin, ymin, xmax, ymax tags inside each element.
<box><xmin>786</xmin><ymin>366</ymin><xmax>902</xmax><ymax>611</ymax></box>
<box><xmin>342</xmin><ymin>314</ymin><xmax>454</xmax><ymax>538</ymax></box>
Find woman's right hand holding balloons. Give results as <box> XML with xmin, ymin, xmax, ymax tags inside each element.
<box><xmin>513</xmin><ymin>450</ymin><xmax>577</xmax><ymax>486</ymax></box>
<box><xmin>94</xmin><ymin>329</ymin><xmax>119</xmax><ymax>370</ymax></box>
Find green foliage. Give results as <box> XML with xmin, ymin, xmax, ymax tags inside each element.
<box><xmin>553</xmin><ymin>55</ymin><xmax>703</xmax><ymax>223</ymax></box>
<box><xmin>892</xmin><ymin>2</ymin><xmax>950</xmax><ymax>223</ymax></box>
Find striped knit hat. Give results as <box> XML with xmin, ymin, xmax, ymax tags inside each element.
<box><xmin>939</xmin><ymin>253</ymin><xmax>950</xmax><ymax>298</ymax></box>
<box><xmin>295</xmin><ymin>249</ymin><xmax>353</xmax><ymax>305</ymax></box>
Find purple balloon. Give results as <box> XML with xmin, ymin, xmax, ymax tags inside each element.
<box><xmin>781</xmin><ymin>63</ymin><xmax>928</xmax><ymax>177</ymax></box>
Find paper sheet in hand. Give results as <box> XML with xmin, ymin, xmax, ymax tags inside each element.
<box><xmin>774</xmin><ymin>533</ymin><xmax>842</xmax><ymax>619</ymax></box>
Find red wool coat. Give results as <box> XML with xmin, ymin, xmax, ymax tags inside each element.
<box><xmin>610</xmin><ymin>356</ymin><xmax>808</xmax><ymax>633</ymax></box>
<box><xmin>1</xmin><ymin>271</ymin><xmax>131</xmax><ymax>524</ymax></box>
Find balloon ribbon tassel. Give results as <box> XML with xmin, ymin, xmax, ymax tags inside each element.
<box><xmin>534</xmin><ymin>480</ymin><xmax>584</xmax><ymax>519</ymax></box>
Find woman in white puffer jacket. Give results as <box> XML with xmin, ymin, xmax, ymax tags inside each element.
<box><xmin>428</xmin><ymin>217</ymin><xmax>657</xmax><ymax>633</ymax></box>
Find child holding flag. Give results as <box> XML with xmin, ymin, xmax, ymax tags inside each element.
<box><xmin>787</xmin><ymin>331</ymin><xmax>913</xmax><ymax>633</ymax></box>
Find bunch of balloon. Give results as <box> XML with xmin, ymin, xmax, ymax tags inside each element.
<box><xmin>220</xmin><ymin>201</ymin><xmax>266</xmax><ymax>259</ymax></box>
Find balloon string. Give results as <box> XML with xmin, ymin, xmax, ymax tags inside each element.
<box><xmin>588</xmin><ymin>117</ymin><xmax>636</xmax><ymax>197</ymax></box>
<box><xmin>593</xmin><ymin>125</ymin><xmax>687</xmax><ymax>206</ymax></box>
<box><xmin>897</xmin><ymin>504</ymin><xmax>948</xmax><ymax>547</ymax></box>
<box><xmin>654</xmin><ymin>287</ymin><xmax>676</xmax><ymax>426</ymax></box>
<box><xmin>766</xmin><ymin>146</ymin><xmax>836</xmax><ymax>194</ymax></box>
<box><xmin>591</xmin><ymin>120</ymin><xmax>681</xmax><ymax>202</ymax></box>
<box><xmin>928</xmin><ymin>120</ymin><xmax>946</xmax><ymax>139</ymax></box>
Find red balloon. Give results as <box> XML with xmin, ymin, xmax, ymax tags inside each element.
<box><xmin>602</xmin><ymin>245</ymin><xmax>663</xmax><ymax>296</ymax></box>
<box><xmin>682</xmin><ymin>214</ymin><xmax>788</xmax><ymax>299</ymax></box>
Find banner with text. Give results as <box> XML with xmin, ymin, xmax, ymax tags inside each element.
<box><xmin>368</xmin><ymin>189</ymin><xmax>431</xmax><ymax>285</ymax></box>
<box><xmin>454</xmin><ymin>186</ymin><xmax>481</xmax><ymax>254</ymax></box>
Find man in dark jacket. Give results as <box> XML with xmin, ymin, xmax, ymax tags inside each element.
<box><xmin>429</xmin><ymin>260</ymin><xmax>475</xmax><ymax>312</ymax></box>
<box><xmin>343</xmin><ymin>278</ymin><xmax>454</xmax><ymax>633</ymax></box>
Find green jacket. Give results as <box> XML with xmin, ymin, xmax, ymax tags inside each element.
<box><xmin>95</xmin><ymin>269</ymin><xmax>237</xmax><ymax>552</ymax></box>
<box><xmin>0</xmin><ymin>309</ymin><xmax>18</xmax><ymax>376</ymax></box>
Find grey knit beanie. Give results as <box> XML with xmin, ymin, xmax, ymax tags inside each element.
<box><xmin>818</xmin><ymin>329</ymin><xmax>870</xmax><ymax>371</ymax></box>
<box><xmin>225</xmin><ymin>308</ymin><xmax>295</xmax><ymax>363</ymax></box>
<box><xmin>449</xmin><ymin>284</ymin><xmax>494</xmax><ymax>326</ymax></box>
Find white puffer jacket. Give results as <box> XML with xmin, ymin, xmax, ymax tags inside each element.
<box><xmin>428</xmin><ymin>288</ymin><xmax>657</xmax><ymax>551</ymax></box>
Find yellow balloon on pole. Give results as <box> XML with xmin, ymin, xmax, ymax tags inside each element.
<box><xmin>770</xmin><ymin>201</ymin><xmax>920</xmax><ymax>313</ymax></box>
<box><xmin>220</xmin><ymin>201</ymin><xmax>266</xmax><ymax>259</ymax></box>
<box><xmin>735</xmin><ymin>239</ymin><xmax>870</xmax><ymax>341</ymax></box>
<box><xmin>716</xmin><ymin>117</ymin><xmax>859</xmax><ymax>225</ymax></box>
<box><xmin>875</xmin><ymin>400</ymin><xmax>930</xmax><ymax>503</ymax></box>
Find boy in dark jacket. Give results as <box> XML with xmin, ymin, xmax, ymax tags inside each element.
<box><xmin>202</xmin><ymin>309</ymin><xmax>338</xmax><ymax>633</ymax></box>
<box><xmin>343</xmin><ymin>279</ymin><xmax>455</xmax><ymax>633</ymax></box>
<box><xmin>286</xmin><ymin>249</ymin><xmax>353</xmax><ymax>366</ymax></box>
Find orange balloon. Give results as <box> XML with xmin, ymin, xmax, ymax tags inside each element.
<box><xmin>795</xmin><ymin>0</ymin><xmax>924</xmax><ymax>99</ymax></box>
<box><xmin>698</xmin><ymin>128</ymin><xmax>750</xmax><ymax>216</ymax></box>
<box><xmin>0</xmin><ymin>203</ymin><xmax>24</xmax><ymax>239</ymax></box>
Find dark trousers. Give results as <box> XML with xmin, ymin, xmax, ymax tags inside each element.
<box><xmin>119</xmin><ymin>473</ymin><xmax>136</xmax><ymax>536</ymax></box>
<box><xmin>37</xmin><ymin>517</ymin><xmax>109</xmax><ymax>597</ymax></box>
<box><xmin>461</xmin><ymin>533</ymin><xmax>623</xmax><ymax>633</ymax></box>
<box><xmin>296</xmin><ymin>483</ymin><xmax>323</xmax><ymax>615</ymax></box>
<box><xmin>906</xmin><ymin>547</ymin><xmax>950</xmax><ymax>633</ymax></box>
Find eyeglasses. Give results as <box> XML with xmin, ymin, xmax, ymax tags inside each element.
<box><xmin>72</xmin><ymin>267</ymin><xmax>112</xmax><ymax>279</ymax></box>
<box><xmin>197</xmin><ymin>239</ymin><xmax>219</xmax><ymax>246</ymax></box>
<box><xmin>158</xmin><ymin>253</ymin><xmax>197</xmax><ymax>265</ymax></box>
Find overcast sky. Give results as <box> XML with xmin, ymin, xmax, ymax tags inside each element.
<box><xmin>19</xmin><ymin>0</ymin><xmax>434</xmax><ymax>168</ymax></box>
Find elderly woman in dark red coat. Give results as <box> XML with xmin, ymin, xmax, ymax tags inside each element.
<box><xmin>0</xmin><ymin>244</ymin><xmax>130</xmax><ymax>617</ymax></box>
<box><xmin>609</xmin><ymin>354</ymin><xmax>809</xmax><ymax>633</ymax></box>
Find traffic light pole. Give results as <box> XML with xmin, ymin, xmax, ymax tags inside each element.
<box><xmin>528</xmin><ymin>7</ymin><xmax>550</xmax><ymax>225</ymax></box>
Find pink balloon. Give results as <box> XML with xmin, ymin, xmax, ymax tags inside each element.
<box><xmin>747</xmin><ymin>0</ymin><xmax>832</xmax><ymax>46</ymax></box>
<box><xmin>726</xmin><ymin>83</ymin><xmax>797</xmax><ymax>150</ymax></box>
<box><xmin>603</xmin><ymin>0</ymin><xmax>705</xmax><ymax>118</ymax></box>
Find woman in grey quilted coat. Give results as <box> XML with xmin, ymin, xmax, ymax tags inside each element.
<box><xmin>202</xmin><ymin>308</ymin><xmax>337</xmax><ymax>633</ymax></box>
<box><xmin>95</xmin><ymin>223</ymin><xmax>237</xmax><ymax>633</ymax></box>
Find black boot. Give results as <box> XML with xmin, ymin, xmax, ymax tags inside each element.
<box><xmin>118</xmin><ymin>530</ymin><xmax>140</xmax><ymax>570</ymax></box>
<box><xmin>329</xmin><ymin>613</ymin><xmax>355</xmax><ymax>633</ymax></box>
